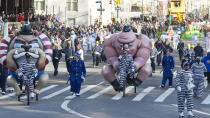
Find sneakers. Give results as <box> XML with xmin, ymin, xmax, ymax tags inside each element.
<box><xmin>160</xmin><ymin>85</ymin><xmax>165</xmax><ymax>88</ymax></box>
<box><xmin>1</xmin><ymin>91</ymin><xmax>6</xmax><ymax>95</ymax></box>
<box><xmin>70</xmin><ymin>92</ymin><xmax>74</xmax><ymax>96</ymax></box>
<box><xmin>179</xmin><ymin>112</ymin><xmax>184</xmax><ymax>118</ymax></box>
<box><xmin>75</xmin><ymin>93</ymin><xmax>80</xmax><ymax>96</ymax></box>
<box><xmin>187</xmin><ymin>111</ymin><xmax>195</xmax><ymax>118</ymax></box>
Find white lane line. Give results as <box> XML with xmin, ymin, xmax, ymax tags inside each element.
<box><xmin>87</xmin><ymin>86</ymin><xmax>112</xmax><ymax>99</ymax></box>
<box><xmin>65</xmin><ymin>81</ymin><xmax>104</xmax><ymax>99</ymax></box>
<box><xmin>132</xmin><ymin>87</ymin><xmax>155</xmax><ymax>101</ymax></box>
<box><xmin>42</xmin><ymin>86</ymin><xmax>70</xmax><ymax>100</ymax></box>
<box><xmin>112</xmin><ymin>86</ymin><xmax>134</xmax><ymax>100</ymax></box>
<box><xmin>21</xmin><ymin>85</ymin><xmax>58</xmax><ymax>99</ymax></box>
<box><xmin>0</xmin><ymin>93</ymin><xmax>15</xmax><ymax>100</ymax></box>
<box><xmin>154</xmin><ymin>88</ymin><xmax>175</xmax><ymax>102</ymax></box>
<box><xmin>201</xmin><ymin>94</ymin><xmax>210</xmax><ymax>104</ymax></box>
<box><xmin>61</xmin><ymin>100</ymin><xmax>91</xmax><ymax>118</ymax></box>
<box><xmin>171</xmin><ymin>104</ymin><xmax>210</xmax><ymax>116</ymax></box>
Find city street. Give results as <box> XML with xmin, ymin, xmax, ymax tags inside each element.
<box><xmin>0</xmin><ymin>39</ymin><xmax>210</xmax><ymax>118</ymax></box>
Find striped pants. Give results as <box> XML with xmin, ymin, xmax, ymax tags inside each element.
<box><xmin>177</xmin><ymin>90</ymin><xmax>193</xmax><ymax>113</ymax></box>
<box><xmin>22</xmin><ymin>75</ymin><xmax>34</xmax><ymax>92</ymax></box>
<box><xmin>194</xmin><ymin>78</ymin><xmax>204</xmax><ymax>98</ymax></box>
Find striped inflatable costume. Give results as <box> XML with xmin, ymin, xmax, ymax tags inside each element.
<box><xmin>176</xmin><ymin>69</ymin><xmax>194</xmax><ymax>113</ymax></box>
<box><xmin>191</xmin><ymin>62</ymin><xmax>207</xmax><ymax>98</ymax></box>
<box><xmin>18</xmin><ymin>60</ymin><xmax>37</xmax><ymax>92</ymax></box>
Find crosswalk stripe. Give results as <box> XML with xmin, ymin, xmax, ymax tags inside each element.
<box><xmin>87</xmin><ymin>86</ymin><xmax>112</xmax><ymax>99</ymax></box>
<box><xmin>154</xmin><ymin>88</ymin><xmax>175</xmax><ymax>102</ymax></box>
<box><xmin>42</xmin><ymin>86</ymin><xmax>70</xmax><ymax>100</ymax></box>
<box><xmin>21</xmin><ymin>85</ymin><xmax>58</xmax><ymax>99</ymax></box>
<box><xmin>65</xmin><ymin>81</ymin><xmax>104</xmax><ymax>99</ymax></box>
<box><xmin>0</xmin><ymin>93</ymin><xmax>15</xmax><ymax>100</ymax></box>
<box><xmin>201</xmin><ymin>94</ymin><xmax>210</xmax><ymax>104</ymax></box>
<box><xmin>112</xmin><ymin>86</ymin><xmax>134</xmax><ymax>100</ymax></box>
<box><xmin>132</xmin><ymin>87</ymin><xmax>155</xmax><ymax>101</ymax></box>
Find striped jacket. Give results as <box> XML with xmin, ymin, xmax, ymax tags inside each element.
<box><xmin>176</xmin><ymin>69</ymin><xmax>194</xmax><ymax>91</ymax></box>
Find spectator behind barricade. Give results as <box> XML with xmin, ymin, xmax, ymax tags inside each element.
<box><xmin>18</xmin><ymin>13</ymin><xmax>24</xmax><ymax>22</ymax></box>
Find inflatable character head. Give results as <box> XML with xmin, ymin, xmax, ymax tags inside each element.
<box><xmin>0</xmin><ymin>24</ymin><xmax>53</xmax><ymax>72</ymax></box>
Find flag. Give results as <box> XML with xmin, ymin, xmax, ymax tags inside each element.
<box><xmin>169</xmin><ymin>12</ymin><xmax>172</xmax><ymax>25</ymax></box>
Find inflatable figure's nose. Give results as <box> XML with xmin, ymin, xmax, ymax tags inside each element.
<box><xmin>21</xmin><ymin>45</ymin><xmax>32</xmax><ymax>52</ymax></box>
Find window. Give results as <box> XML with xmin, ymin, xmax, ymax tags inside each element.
<box><xmin>66</xmin><ymin>0</ymin><xmax>78</xmax><ymax>11</ymax></box>
<box><xmin>34</xmin><ymin>0</ymin><xmax>45</xmax><ymax>11</ymax></box>
<box><xmin>67</xmin><ymin>18</ymin><xmax>76</xmax><ymax>26</ymax></box>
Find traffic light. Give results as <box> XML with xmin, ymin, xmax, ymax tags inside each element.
<box><xmin>110</xmin><ymin>0</ymin><xmax>112</xmax><ymax>4</ymax></box>
<box><xmin>116</xmin><ymin>0</ymin><xmax>122</xmax><ymax>6</ymax></box>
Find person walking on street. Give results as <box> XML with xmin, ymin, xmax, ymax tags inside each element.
<box><xmin>155</xmin><ymin>39</ymin><xmax>164</xmax><ymax>66</ymax></box>
<box><xmin>175</xmin><ymin>61</ymin><xmax>195</xmax><ymax>118</ymax></box>
<box><xmin>177</xmin><ymin>38</ymin><xmax>185</xmax><ymax>61</ymax></box>
<box><xmin>69</xmin><ymin>52</ymin><xmax>86</xmax><ymax>96</ymax></box>
<box><xmin>0</xmin><ymin>63</ymin><xmax>8</xmax><ymax>95</ymax></box>
<box><xmin>161</xmin><ymin>49</ymin><xmax>174</xmax><ymax>88</ymax></box>
<box><xmin>163</xmin><ymin>41</ymin><xmax>173</xmax><ymax>56</ymax></box>
<box><xmin>189</xmin><ymin>53</ymin><xmax>196</xmax><ymax>67</ymax></box>
<box><xmin>191</xmin><ymin>57</ymin><xmax>207</xmax><ymax>98</ymax></box>
<box><xmin>202</xmin><ymin>51</ymin><xmax>210</xmax><ymax>83</ymax></box>
<box><xmin>63</xmin><ymin>40</ymin><xmax>74</xmax><ymax>73</ymax></box>
<box><xmin>150</xmin><ymin>42</ymin><xmax>158</xmax><ymax>73</ymax></box>
<box><xmin>92</xmin><ymin>41</ymin><xmax>103</xmax><ymax>67</ymax></box>
<box><xmin>52</xmin><ymin>44</ymin><xmax>62</xmax><ymax>76</ymax></box>
<box><xmin>194</xmin><ymin>42</ymin><xmax>203</xmax><ymax>57</ymax></box>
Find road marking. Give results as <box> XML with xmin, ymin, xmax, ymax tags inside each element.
<box><xmin>171</xmin><ymin>104</ymin><xmax>210</xmax><ymax>116</ymax></box>
<box><xmin>112</xmin><ymin>86</ymin><xmax>134</xmax><ymax>100</ymax></box>
<box><xmin>0</xmin><ymin>93</ymin><xmax>15</xmax><ymax>100</ymax></box>
<box><xmin>42</xmin><ymin>86</ymin><xmax>70</xmax><ymax>100</ymax></box>
<box><xmin>154</xmin><ymin>88</ymin><xmax>175</xmax><ymax>102</ymax></box>
<box><xmin>201</xmin><ymin>94</ymin><xmax>210</xmax><ymax>104</ymax></box>
<box><xmin>65</xmin><ymin>81</ymin><xmax>104</xmax><ymax>99</ymax></box>
<box><xmin>132</xmin><ymin>87</ymin><xmax>155</xmax><ymax>101</ymax></box>
<box><xmin>87</xmin><ymin>86</ymin><xmax>112</xmax><ymax>99</ymax></box>
<box><xmin>20</xmin><ymin>85</ymin><xmax>58</xmax><ymax>99</ymax></box>
<box><xmin>61</xmin><ymin>100</ymin><xmax>91</xmax><ymax>118</ymax></box>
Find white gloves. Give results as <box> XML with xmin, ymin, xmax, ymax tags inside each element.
<box><xmin>204</xmin><ymin>77</ymin><xmax>208</xmax><ymax>88</ymax></box>
<box><xmin>176</xmin><ymin>86</ymin><xmax>181</xmax><ymax>92</ymax></box>
<box><xmin>82</xmin><ymin>76</ymin><xmax>86</xmax><ymax>82</ymax></box>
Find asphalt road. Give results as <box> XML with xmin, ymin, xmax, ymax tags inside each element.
<box><xmin>0</xmin><ymin>38</ymin><xmax>210</xmax><ymax>118</ymax></box>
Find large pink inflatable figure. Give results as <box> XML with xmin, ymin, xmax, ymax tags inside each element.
<box><xmin>101</xmin><ymin>26</ymin><xmax>152</xmax><ymax>91</ymax></box>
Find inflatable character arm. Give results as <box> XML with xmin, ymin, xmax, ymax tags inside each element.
<box><xmin>134</xmin><ymin>34</ymin><xmax>152</xmax><ymax>71</ymax></box>
<box><xmin>103</xmin><ymin>34</ymin><xmax>119</xmax><ymax>70</ymax></box>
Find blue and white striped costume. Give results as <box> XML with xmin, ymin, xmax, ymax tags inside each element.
<box><xmin>18</xmin><ymin>60</ymin><xmax>37</xmax><ymax>92</ymax></box>
<box><xmin>191</xmin><ymin>62</ymin><xmax>207</xmax><ymax>98</ymax></box>
<box><xmin>176</xmin><ymin>69</ymin><xmax>194</xmax><ymax>113</ymax></box>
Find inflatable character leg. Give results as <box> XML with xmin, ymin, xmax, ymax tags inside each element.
<box><xmin>136</xmin><ymin>64</ymin><xmax>152</xmax><ymax>86</ymax></box>
<box><xmin>7</xmin><ymin>76</ymin><xmax>22</xmax><ymax>96</ymax></box>
<box><xmin>34</xmin><ymin>74</ymin><xmax>49</xmax><ymax>94</ymax></box>
<box><xmin>101</xmin><ymin>65</ymin><xmax>121</xmax><ymax>91</ymax></box>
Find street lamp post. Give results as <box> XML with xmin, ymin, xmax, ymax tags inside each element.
<box><xmin>96</xmin><ymin>0</ymin><xmax>104</xmax><ymax>25</ymax></box>
<box><xmin>142</xmin><ymin>0</ymin><xmax>144</xmax><ymax>21</ymax></box>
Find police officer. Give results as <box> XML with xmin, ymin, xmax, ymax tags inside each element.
<box><xmin>177</xmin><ymin>38</ymin><xmax>184</xmax><ymax>61</ymax></box>
<box><xmin>69</xmin><ymin>52</ymin><xmax>86</xmax><ymax>96</ymax></box>
<box><xmin>161</xmin><ymin>49</ymin><xmax>174</xmax><ymax>88</ymax></box>
<box><xmin>202</xmin><ymin>51</ymin><xmax>210</xmax><ymax>83</ymax></box>
<box><xmin>52</xmin><ymin>44</ymin><xmax>62</xmax><ymax>76</ymax></box>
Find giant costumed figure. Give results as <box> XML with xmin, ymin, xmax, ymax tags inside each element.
<box><xmin>101</xmin><ymin>26</ymin><xmax>152</xmax><ymax>91</ymax></box>
<box><xmin>0</xmin><ymin>24</ymin><xmax>53</xmax><ymax>96</ymax></box>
